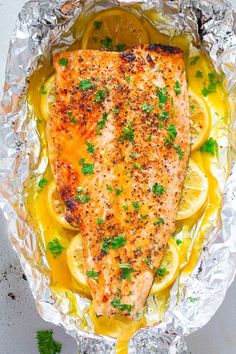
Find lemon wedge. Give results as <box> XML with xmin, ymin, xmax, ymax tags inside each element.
<box><xmin>40</xmin><ymin>74</ymin><xmax>56</xmax><ymax>120</ymax></box>
<box><xmin>177</xmin><ymin>159</ymin><xmax>208</xmax><ymax>220</ymax></box>
<box><xmin>81</xmin><ymin>8</ymin><xmax>149</xmax><ymax>50</ymax></box>
<box><xmin>66</xmin><ymin>234</ymin><xmax>89</xmax><ymax>293</ymax></box>
<box><xmin>189</xmin><ymin>89</ymin><xmax>211</xmax><ymax>151</ymax></box>
<box><xmin>46</xmin><ymin>180</ymin><xmax>79</xmax><ymax>231</ymax></box>
<box><xmin>150</xmin><ymin>238</ymin><xmax>180</xmax><ymax>295</ymax></box>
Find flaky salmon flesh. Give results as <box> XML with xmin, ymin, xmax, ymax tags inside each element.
<box><xmin>46</xmin><ymin>44</ymin><xmax>190</xmax><ymax>318</ymax></box>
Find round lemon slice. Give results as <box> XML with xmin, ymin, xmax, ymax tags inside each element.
<box><xmin>177</xmin><ymin>159</ymin><xmax>208</xmax><ymax>220</ymax></box>
<box><xmin>189</xmin><ymin>89</ymin><xmax>211</xmax><ymax>151</ymax></box>
<box><xmin>40</xmin><ymin>74</ymin><xmax>56</xmax><ymax>120</ymax></box>
<box><xmin>151</xmin><ymin>238</ymin><xmax>180</xmax><ymax>295</ymax></box>
<box><xmin>46</xmin><ymin>180</ymin><xmax>79</xmax><ymax>231</ymax></box>
<box><xmin>67</xmin><ymin>234</ymin><xmax>89</xmax><ymax>291</ymax></box>
<box><xmin>81</xmin><ymin>8</ymin><xmax>149</xmax><ymax>50</ymax></box>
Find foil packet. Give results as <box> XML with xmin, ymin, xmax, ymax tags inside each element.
<box><xmin>1</xmin><ymin>0</ymin><xmax>236</xmax><ymax>353</ymax></box>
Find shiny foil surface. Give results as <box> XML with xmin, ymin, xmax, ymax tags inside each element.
<box><xmin>1</xmin><ymin>0</ymin><xmax>236</xmax><ymax>353</ymax></box>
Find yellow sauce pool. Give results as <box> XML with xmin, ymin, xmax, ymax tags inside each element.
<box><xmin>25</xmin><ymin>7</ymin><xmax>231</xmax><ymax>354</ymax></box>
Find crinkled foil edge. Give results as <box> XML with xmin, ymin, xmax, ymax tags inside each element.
<box><xmin>1</xmin><ymin>0</ymin><xmax>236</xmax><ymax>353</ymax></box>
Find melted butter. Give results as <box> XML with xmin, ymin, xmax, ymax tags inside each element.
<box><xmin>25</xmin><ymin>7</ymin><xmax>231</xmax><ymax>354</ymax></box>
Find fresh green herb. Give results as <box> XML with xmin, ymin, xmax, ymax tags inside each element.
<box><xmin>190</xmin><ymin>56</ymin><xmax>200</xmax><ymax>65</ymax></box>
<box><xmin>196</xmin><ymin>70</ymin><xmax>203</xmax><ymax>78</ymax></box>
<box><xmin>119</xmin><ymin>121</ymin><xmax>135</xmax><ymax>144</ymax></box>
<box><xmin>155</xmin><ymin>267</ymin><xmax>167</xmax><ymax>277</ymax></box>
<box><xmin>100</xmin><ymin>36</ymin><xmax>112</xmax><ymax>49</ymax></box>
<box><xmin>80</xmin><ymin>195</ymin><xmax>91</xmax><ymax>203</ymax></box>
<box><xmin>132</xmin><ymin>201</ymin><xmax>139</xmax><ymax>212</ymax></box>
<box><xmin>94</xmin><ymin>89</ymin><xmax>106</xmax><ymax>102</ymax></box>
<box><xmin>101</xmin><ymin>240</ymin><xmax>110</xmax><ymax>253</ymax></box>
<box><xmin>112</xmin><ymin>108</ymin><xmax>119</xmax><ymax>114</ymax></box>
<box><xmin>106</xmin><ymin>184</ymin><xmax>113</xmax><ymax>192</ymax></box>
<box><xmin>79</xmin><ymin>79</ymin><xmax>95</xmax><ymax>91</ymax></box>
<box><xmin>157</xmin><ymin>87</ymin><xmax>168</xmax><ymax>109</ymax></box>
<box><xmin>125</xmin><ymin>75</ymin><xmax>131</xmax><ymax>83</ymax></box>
<box><xmin>142</xmin><ymin>103</ymin><xmax>154</xmax><ymax>114</ymax></box>
<box><xmin>158</xmin><ymin>123</ymin><xmax>165</xmax><ymax>129</ymax></box>
<box><xmin>174</xmin><ymin>80</ymin><xmax>181</xmax><ymax>96</ymax></box>
<box><xmin>137</xmin><ymin>245</ymin><xmax>142</xmax><ymax>252</ymax></box>
<box><xmin>158</xmin><ymin>111</ymin><xmax>170</xmax><ymax>121</ymax></box>
<box><xmin>36</xmin><ymin>329</ymin><xmax>62</xmax><ymax>354</ymax></box>
<box><xmin>105</xmin><ymin>87</ymin><xmax>110</xmax><ymax>93</ymax></box>
<box><xmin>115</xmin><ymin>188</ymin><xmax>123</xmax><ymax>196</ymax></box>
<box><xmin>153</xmin><ymin>217</ymin><xmax>165</xmax><ymax>225</ymax></box>
<box><xmin>122</xmin><ymin>205</ymin><xmax>129</xmax><ymax>211</ymax></box>
<box><xmin>116</xmin><ymin>43</ymin><xmax>126</xmax><ymax>52</ymax></box>
<box><xmin>119</xmin><ymin>264</ymin><xmax>137</xmax><ymax>281</ymax></box>
<box><xmin>165</xmin><ymin>136</ymin><xmax>173</xmax><ymax>145</ymax></box>
<box><xmin>139</xmin><ymin>214</ymin><xmax>148</xmax><ymax>221</ymax></box>
<box><xmin>87</xmin><ymin>269</ymin><xmax>99</xmax><ymax>281</ymax></box>
<box><xmin>102</xmin><ymin>235</ymin><xmax>127</xmax><ymax>252</ymax></box>
<box><xmin>200</xmin><ymin>137</ymin><xmax>218</xmax><ymax>155</ymax></box>
<box><xmin>69</xmin><ymin>119</ymin><xmax>78</xmax><ymax>124</ymax></box>
<box><xmin>40</xmin><ymin>85</ymin><xmax>47</xmax><ymax>95</ymax></box>
<box><xmin>38</xmin><ymin>178</ymin><xmax>48</xmax><ymax>189</ymax></box>
<box><xmin>97</xmin><ymin>112</ymin><xmax>108</xmax><ymax>132</ymax></box>
<box><xmin>47</xmin><ymin>238</ymin><xmax>64</xmax><ymax>256</ymax></box>
<box><xmin>97</xmin><ymin>218</ymin><xmax>103</xmax><ymax>226</ymax></box>
<box><xmin>188</xmin><ymin>296</ymin><xmax>199</xmax><ymax>303</ymax></box>
<box><xmin>176</xmin><ymin>239</ymin><xmax>182</xmax><ymax>246</ymax></box>
<box><xmin>141</xmin><ymin>257</ymin><xmax>151</xmax><ymax>266</ymax></box>
<box><xmin>146</xmin><ymin>135</ymin><xmax>152</xmax><ymax>142</ymax></box>
<box><xmin>202</xmin><ymin>72</ymin><xmax>221</xmax><ymax>96</ymax></box>
<box><xmin>167</xmin><ymin>124</ymin><xmax>177</xmax><ymax>140</ymax></box>
<box><xmin>110</xmin><ymin>297</ymin><xmax>133</xmax><ymax>313</ymax></box>
<box><xmin>129</xmin><ymin>151</ymin><xmax>136</xmax><ymax>159</ymax></box>
<box><xmin>173</xmin><ymin>143</ymin><xmax>184</xmax><ymax>160</ymax></box>
<box><xmin>59</xmin><ymin>57</ymin><xmax>68</xmax><ymax>67</ymax></box>
<box><xmin>74</xmin><ymin>189</ymin><xmax>91</xmax><ymax>204</ymax></box>
<box><xmin>152</xmin><ymin>183</ymin><xmax>165</xmax><ymax>196</ymax></box>
<box><xmin>79</xmin><ymin>158</ymin><xmax>85</xmax><ymax>165</ymax></box>
<box><xmin>133</xmin><ymin>162</ymin><xmax>142</xmax><ymax>169</ymax></box>
<box><xmin>190</xmin><ymin>104</ymin><xmax>195</xmax><ymax>110</ymax></box>
<box><xmin>94</xmin><ymin>21</ymin><xmax>102</xmax><ymax>29</ymax></box>
<box><xmin>86</xmin><ymin>141</ymin><xmax>95</xmax><ymax>155</ymax></box>
<box><xmin>79</xmin><ymin>160</ymin><xmax>94</xmax><ymax>175</ymax></box>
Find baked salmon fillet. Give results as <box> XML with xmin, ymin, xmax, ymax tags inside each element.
<box><xmin>46</xmin><ymin>44</ymin><xmax>190</xmax><ymax>318</ymax></box>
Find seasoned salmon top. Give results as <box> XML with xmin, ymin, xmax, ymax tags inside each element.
<box><xmin>46</xmin><ymin>44</ymin><xmax>190</xmax><ymax>318</ymax></box>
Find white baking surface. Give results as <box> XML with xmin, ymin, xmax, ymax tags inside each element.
<box><xmin>0</xmin><ymin>1</ymin><xmax>236</xmax><ymax>353</ymax></box>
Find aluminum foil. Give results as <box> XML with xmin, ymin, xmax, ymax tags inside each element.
<box><xmin>1</xmin><ymin>0</ymin><xmax>236</xmax><ymax>353</ymax></box>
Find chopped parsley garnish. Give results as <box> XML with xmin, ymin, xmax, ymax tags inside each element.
<box><xmin>112</xmin><ymin>108</ymin><xmax>119</xmax><ymax>114</ymax></box>
<box><xmin>116</xmin><ymin>43</ymin><xmax>126</xmax><ymax>52</ymax></box>
<box><xmin>38</xmin><ymin>177</ymin><xmax>48</xmax><ymax>189</ymax></box>
<box><xmin>155</xmin><ymin>267</ymin><xmax>167</xmax><ymax>277</ymax></box>
<box><xmin>167</xmin><ymin>124</ymin><xmax>177</xmax><ymax>140</ymax></box>
<box><xmin>74</xmin><ymin>188</ymin><xmax>91</xmax><ymax>204</ymax></box>
<box><xmin>100</xmin><ymin>36</ymin><xmax>112</xmax><ymax>49</ymax></box>
<box><xmin>110</xmin><ymin>297</ymin><xmax>133</xmax><ymax>313</ymax></box>
<box><xmin>69</xmin><ymin>118</ymin><xmax>78</xmax><ymax>124</ymax></box>
<box><xmin>132</xmin><ymin>201</ymin><xmax>139</xmax><ymax>212</ymax></box>
<box><xmin>133</xmin><ymin>162</ymin><xmax>142</xmax><ymax>169</ymax></box>
<box><xmin>115</xmin><ymin>188</ymin><xmax>123</xmax><ymax>196</ymax></box>
<box><xmin>165</xmin><ymin>136</ymin><xmax>173</xmax><ymax>145</ymax></box>
<box><xmin>106</xmin><ymin>184</ymin><xmax>113</xmax><ymax>192</ymax></box>
<box><xmin>129</xmin><ymin>151</ymin><xmax>136</xmax><ymax>159</ymax></box>
<box><xmin>158</xmin><ymin>111</ymin><xmax>170</xmax><ymax>121</ymax></box>
<box><xmin>79</xmin><ymin>160</ymin><xmax>94</xmax><ymax>175</ymax></box>
<box><xmin>147</xmin><ymin>135</ymin><xmax>152</xmax><ymax>142</ymax></box>
<box><xmin>152</xmin><ymin>183</ymin><xmax>165</xmax><ymax>196</ymax></box>
<box><xmin>86</xmin><ymin>141</ymin><xmax>95</xmax><ymax>155</ymax></box>
<box><xmin>141</xmin><ymin>257</ymin><xmax>151</xmax><ymax>266</ymax></box>
<box><xmin>94</xmin><ymin>89</ymin><xmax>106</xmax><ymax>102</ymax></box>
<box><xmin>119</xmin><ymin>121</ymin><xmax>135</xmax><ymax>144</ymax></box>
<box><xmin>190</xmin><ymin>56</ymin><xmax>200</xmax><ymax>65</ymax></box>
<box><xmin>97</xmin><ymin>112</ymin><xmax>108</xmax><ymax>133</ymax></box>
<box><xmin>174</xmin><ymin>80</ymin><xmax>181</xmax><ymax>96</ymax></box>
<box><xmin>157</xmin><ymin>87</ymin><xmax>168</xmax><ymax>109</ymax></box>
<box><xmin>176</xmin><ymin>239</ymin><xmax>182</xmax><ymax>246</ymax></box>
<box><xmin>137</xmin><ymin>245</ymin><xmax>142</xmax><ymax>252</ymax></box>
<box><xmin>68</xmin><ymin>110</ymin><xmax>72</xmax><ymax>116</ymax></box>
<box><xmin>196</xmin><ymin>70</ymin><xmax>203</xmax><ymax>78</ymax></box>
<box><xmin>59</xmin><ymin>57</ymin><xmax>68</xmax><ymax>67</ymax></box>
<box><xmin>97</xmin><ymin>218</ymin><xmax>103</xmax><ymax>226</ymax></box>
<box><xmin>122</xmin><ymin>205</ymin><xmax>129</xmax><ymax>211</ymax></box>
<box><xmin>139</xmin><ymin>214</ymin><xmax>148</xmax><ymax>221</ymax></box>
<box><xmin>40</xmin><ymin>84</ymin><xmax>47</xmax><ymax>95</ymax></box>
<box><xmin>47</xmin><ymin>238</ymin><xmax>64</xmax><ymax>256</ymax></box>
<box><xmin>87</xmin><ymin>269</ymin><xmax>99</xmax><ymax>281</ymax></box>
<box><xmin>200</xmin><ymin>137</ymin><xmax>218</xmax><ymax>155</ymax></box>
<box><xmin>188</xmin><ymin>296</ymin><xmax>199</xmax><ymax>302</ymax></box>
<box><xmin>173</xmin><ymin>143</ymin><xmax>184</xmax><ymax>160</ymax></box>
<box><xmin>153</xmin><ymin>217</ymin><xmax>165</xmax><ymax>225</ymax></box>
<box><xmin>125</xmin><ymin>75</ymin><xmax>131</xmax><ymax>83</ymax></box>
<box><xmin>102</xmin><ymin>235</ymin><xmax>127</xmax><ymax>252</ymax></box>
<box><xmin>94</xmin><ymin>21</ymin><xmax>102</xmax><ymax>29</ymax></box>
<box><xmin>119</xmin><ymin>264</ymin><xmax>137</xmax><ymax>281</ymax></box>
<box><xmin>202</xmin><ymin>72</ymin><xmax>221</xmax><ymax>96</ymax></box>
<box><xmin>36</xmin><ymin>329</ymin><xmax>62</xmax><ymax>354</ymax></box>
<box><xmin>142</xmin><ymin>103</ymin><xmax>154</xmax><ymax>113</ymax></box>
<box><xmin>79</xmin><ymin>79</ymin><xmax>95</xmax><ymax>91</ymax></box>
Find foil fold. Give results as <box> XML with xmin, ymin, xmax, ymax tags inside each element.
<box><xmin>1</xmin><ymin>0</ymin><xmax>236</xmax><ymax>353</ymax></box>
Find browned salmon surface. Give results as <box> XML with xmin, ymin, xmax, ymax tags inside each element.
<box><xmin>46</xmin><ymin>45</ymin><xmax>190</xmax><ymax>318</ymax></box>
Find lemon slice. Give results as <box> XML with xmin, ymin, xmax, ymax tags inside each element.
<box><xmin>177</xmin><ymin>159</ymin><xmax>208</xmax><ymax>220</ymax></box>
<box><xmin>189</xmin><ymin>89</ymin><xmax>210</xmax><ymax>151</ymax></box>
<box><xmin>67</xmin><ymin>234</ymin><xmax>89</xmax><ymax>292</ymax></box>
<box><xmin>40</xmin><ymin>74</ymin><xmax>56</xmax><ymax>120</ymax></box>
<box><xmin>151</xmin><ymin>238</ymin><xmax>179</xmax><ymax>295</ymax></box>
<box><xmin>46</xmin><ymin>180</ymin><xmax>79</xmax><ymax>231</ymax></box>
<box><xmin>81</xmin><ymin>8</ymin><xmax>149</xmax><ymax>51</ymax></box>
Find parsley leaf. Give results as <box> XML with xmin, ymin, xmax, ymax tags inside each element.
<box><xmin>116</xmin><ymin>43</ymin><xmax>126</xmax><ymax>52</ymax></box>
<box><xmin>153</xmin><ymin>217</ymin><xmax>165</xmax><ymax>225</ymax></box>
<box><xmin>125</xmin><ymin>75</ymin><xmax>131</xmax><ymax>83</ymax></box>
<box><xmin>110</xmin><ymin>297</ymin><xmax>133</xmax><ymax>313</ymax></box>
<box><xmin>141</xmin><ymin>257</ymin><xmax>151</xmax><ymax>266</ymax></box>
<box><xmin>38</xmin><ymin>178</ymin><xmax>48</xmax><ymax>189</ymax></box>
<box><xmin>190</xmin><ymin>56</ymin><xmax>200</xmax><ymax>65</ymax></box>
<box><xmin>122</xmin><ymin>205</ymin><xmax>129</xmax><ymax>211</ymax></box>
<box><xmin>158</xmin><ymin>111</ymin><xmax>169</xmax><ymax>121</ymax></box>
<box><xmin>196</xmin><ymin>70</ymin><xmax>203</xmax><ymax>78</ymax></box>
<box><xmin>86</xmin><ymin>141</ymin><xmax>95</xmax><ymax>155</ymax></box>
<box><xmin>97</xmin><ymin>112</ymin><xmax>108</xmax><ymax>133</ymax></box>
<box><xmin>132</xmin><ymin>201</ymin><xmax>139</xmax><ymax>212</ymax></box>
<box><xmin>79</xmin><ymin>79</ymin><xmax>95</xmax><ymax>90</ymax></box>
<box><xmin>87</xmin><ymin>269</ymin><xmax>99</xmax><ymax>281</ymax></box>
<box><xmin>112</xmin><ymin>107</ymin><xmax>119</xmax><ymax>115</ymax></box>
<box><xmin>174</xmin><ymin>80</ymin><xmax>181</xmax><ymax>95</ymax></box>
<box><xmin>102</xmin><ymin>235</ymin><xmax>127</xmax><ymax>252</ymax></box>
<box><xmin>36</xmin><ymin>330</ymin><xmax>62</xmax><ymax>354</ymax></box>
<box><xmin>152</xmin><ymin>183</ymin><xmax>165</xmax><ymax>196</ymax></box>
<box><xmin>94</xmin><ymin>89</ymin><xmax>106</xmax><ymax>102</ymax></box>
<box><xmin>40</xmin><ymin>85</ymin><xmax>47</xmax><ymax>95</ymax></box>
<box><xmin>47</xmin><ymin>238</ymin><xmax>64</xmax><ymax>256</ymax></box>
<box><xmin>100</xmin><ymin>37</ymin><xmax>112</xmax><ymax>49</ymax></box>
<box><xmin>142</xmin><ymin>103</ymin><xmax>154</xmax><ymax>113</ymax></box>
<box><xmin>81</xmin><ymin>162</ymin><xmax>94</xmax><ymax>175</ymax></box>
<box><xmin>176</xmin><ymin>239</ymin><xmax>182</xmax><ymax>246</ymax></box>
<box><xmin>115</xmin><ymin>188</ymin><xmax>123</xmax><ymax>196</ymax></box>
<box><xmin>94</xmin><ymin>21</ymin><xmax>102</xmax><ymax>29</ymax></box>
<box><xmin>173</xmin><ymin>143</ymin><xmax>184</xmax><ymax>160</ymax></box>
<box><xmin>188</xmin><ymin>296</ymin><xmax>199</xmax><ymax>303</ymax></box>
<box><xmin>202</xmin><ymin>72</ymin><xmax>221</xmax><ymax>96</ymax></box>
<box><xmin>97</xmin><ymin>218</ymin><xmax>103</xmax><ymax>226</ymax></box>
<box><xmin>119</xmin><ymin>264</ymin><xmax>137</xmax><ymax>281</ymax></box>
<box><xmin>74</xmin><ymin>188</ymin><xmax>91</xmax><ymax>203</ymax></box>
<box><xmin>106</xmin><ymin>184</ymin><xmax>113</xmax><ymax>192</ymax></box>
<box><xmin>167</xmin><ymin>124</ymin><xmax>177</xmax><ymax>139</ymax></box>
<box><xmin>119</xmin><ymin>121</ymin><xmax>135</xmax><ymax>144</ymax></box>
<box><xmin>200</xmin><ymin>137</ymin><xmax>218</xmax><ymax>155</ymax></box>
<box><xmin>59</xmin><ymin>57</ymin><xmax>68</xmax><ymax>67</ymax></box>
<box><xmin>155</xmin><ymin>267</ymin><xmax>167</xmax><ymax>277</ymax></box>
<box><xmin>157</xmin><ymin>87</ymin><xmax>168</xmax><ymax>109</ymax></box>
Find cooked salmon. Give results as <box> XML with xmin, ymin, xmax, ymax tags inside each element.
<box><xmin>46</xmin><ymin>45</ymin><xmax>190</xmax><ymax>318</ymax></box>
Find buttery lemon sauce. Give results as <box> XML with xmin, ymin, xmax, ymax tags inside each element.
<box><xmin>25</xmin><ymin>8</ymin><xmax>231</xmax><ymax>354</ymax></box>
